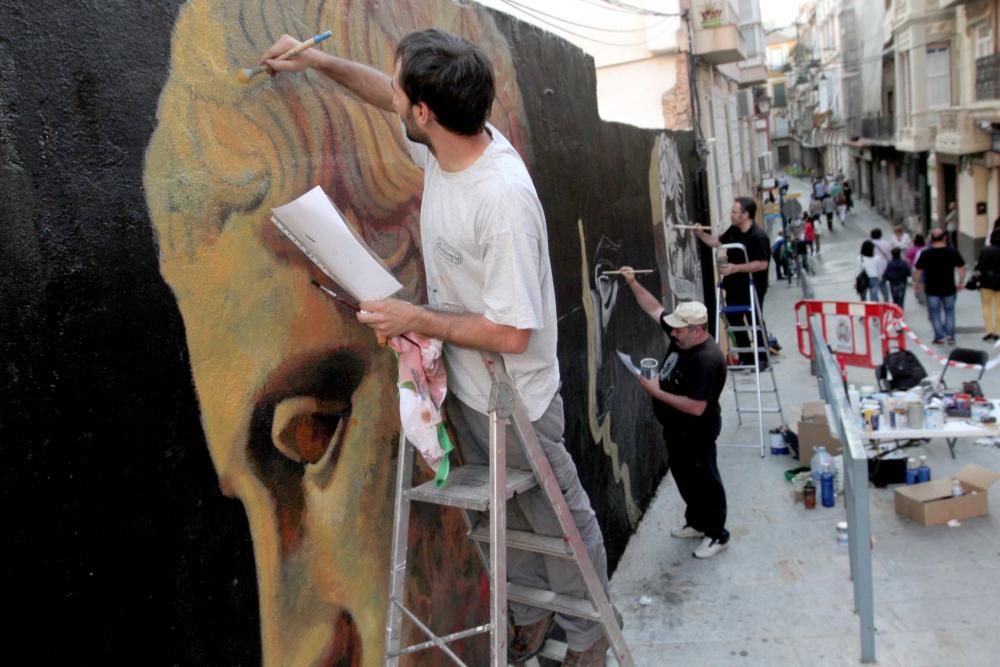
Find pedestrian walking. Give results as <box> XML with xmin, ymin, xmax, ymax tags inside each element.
<box><xmin>945</xmin><ymin>202</ymin><xmax>958</xmax><ymax>249</ymax></box>
<box><xmin>914</xmin><ymin>228</ymin><xmax>967</xmax><ymax>345</ymax></box>
<box><xmin>906</xmin><ymin>233</ymin><xmax>926</xmax><ymax>266</ymax></box>
<box><xmin>822</xmin><ymin>194</ymin><xmax>835</xmax><ymax>231</ymax></box>
<box><xmin>975</xmin><ymin>228</ymin><xmax>1000</xmax><ymax>341</ymax></box>
<box><xmin>772</xmin><ymin>233</ymin><xmax>787</xmax><ymax>280</ymax></box>
<box><xmin>843</xmin><ymin>180</ymin><xmax>853</xmax><ymax>211</ymax></box>
<box><xmin>803</xmin><ymin>217</ymin><xmax>816</xmax><ymax>255</ymax></box>
<box><xmin>884</xmin><ymin>247</ymin><xmax>912</xmax><ymax>308</ymax></box>
<box><xmin>836</xmin><ymin>192</ymin><xmax>848</xmax><ymax>225</ymax></box>
<box><xmin>858</xmin><ymin>240</ymin><xmax>886</xmax><ymax>302</ymax></box>
<box><xmin>870</xmin><ymin>229</ymin><xmax>892</xmax><ymax>301</ymax></box>
<box><xmin>889</xmin><ymin>224</ymin><xmax>912</xmax><ymax>254</ymax></box>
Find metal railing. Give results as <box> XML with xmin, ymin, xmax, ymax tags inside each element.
<box><xmin>808</xmin><ymin>314</ymin><xmax>875</xmax><ymax>663</ymax></box>
<box><xmin>860</xmin><ymin>114</ymin><xmax>894</xmax><ymax>140</ymax></box>
<box><xmin>976</xmin><ymin>54</ymin><xmax>1000</xmax><ymax>101</ymax></box>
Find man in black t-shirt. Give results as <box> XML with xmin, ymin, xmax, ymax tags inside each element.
<box><xmin>619</xmin><ymin>276</ymin><xmax>731</xmax><ymax>559</ymax></box>
<box><xmin>914</xmin><ymin>228</ymin><xmax>966</xmax><ymax>345</ymax></box>
<box><xmin>695</xmin><ymin>196</ymin><xmax>771</xmax><ymax>368</ymax></box>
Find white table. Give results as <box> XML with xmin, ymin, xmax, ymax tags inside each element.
<box><xmin>858</xmin><ymin>418</ymin><xmax>998</xmax><ymax>459</ymax></box>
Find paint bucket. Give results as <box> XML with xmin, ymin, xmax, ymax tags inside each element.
<box><xmin>640</xmin><ymin>358</ymin><xmax>659</xmax><ymax>379</ymax></box>
<box><xmin>769</xmin><ymin>430</ymin><xmax>788</xmax><ymax>455</ymax></box>
<box><xmin>836</xmin><ymin>521</ymin><xmax>849</xmax><ymax>545</ymax></box>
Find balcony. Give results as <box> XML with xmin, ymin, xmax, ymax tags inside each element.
<box><xmin>738</xmin><ymin>54</ymin><xmax>768</xmax><ymax>86</ymax></box>
<box><xmin>896</xmin><ymin>111</ymin><xmax>936</xmax><ymax>153</ymax></box>
<box><xmin>691</xmin><ymin>0</ymin><xmax>747</xmax><ymax>65</ymax></box>
<box><xmin>977</xmin><ymin>54</ymin><xmax>1000</xmax><ymax>101</ymax></box>
<box><xmin>860</xmin><ymin>114</ymin><xmax>895</xmax><ymax>140</ymax></box>
<box><xmin>935</xmin><ymin>108</ymin><xmax>992</xmax><ymax>154</ymax></box>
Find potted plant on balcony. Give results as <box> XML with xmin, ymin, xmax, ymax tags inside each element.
<box><xmin>701</xmin><ymin>2</ymin><xmax>723</xmax><ymax>28</ymax></box>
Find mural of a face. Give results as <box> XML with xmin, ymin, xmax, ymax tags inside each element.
<box><xmin>144</xmin><ymin>1</ymin><xmax>524</xmax><ymax>664</ymax></box>
<box><xmin>652</xmin><ymin>133</ymin><xmax>703</xmax><ymax>309</ymax></box>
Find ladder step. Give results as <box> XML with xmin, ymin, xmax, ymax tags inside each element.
<box><xmin>733</xmin><ymin>388</ymin><xmax>781</xmax><ymax>394</ymax></box>
<box><xmin>468</xmin><ymin>525</ymin><xmax>573</xmax><ymax>559</ymax></box>
<box><xmin>734</xmin><ymin>407</ymin><xmax>784</xmax><ymax>414</ymax></box>
<box><xmin>721</xmin><ymin>305</ymin><xmax>752</xmax><ymax>314</ymax></box>
<box><xmin>724</xmin><ymin>326</ymin><xmax>760</xmax><ymax>333</ymax></box>
<box><xmin>404</xmin><ymin>464</ymin><xmax>537</xmax><ymax>511</ymax></box>
<box><xmin>507</xmin><ymin>582</ymin><xmax>600</xmax><ymax>621</ymax></box>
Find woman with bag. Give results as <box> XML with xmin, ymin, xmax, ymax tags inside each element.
<box><xmin>858</xmin><ymin>240</ymin><xmax>885</xmax><ymax>301</ymax></box>
<box><xmin>975</xmin><ymin>228</ymin><xmax>1000</xmax><ymax>340</ymax></box>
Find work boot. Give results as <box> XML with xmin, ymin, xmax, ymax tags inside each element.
<box><xmin>508</xmin><ymin>613</ymin><xmax>554</xmax><ymax>664</ymax></box>
<box><xmin>562</xmin><ymin>635</ymin><xmax>610</xmax><ymax>666</ymax></box>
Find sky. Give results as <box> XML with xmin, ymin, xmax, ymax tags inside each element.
<box><xmin>760</xmin><ymin>0</ymin><xmax>802</xmax><ymax>32</ymax></box>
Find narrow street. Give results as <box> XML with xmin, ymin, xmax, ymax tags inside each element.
<box><xmin>609</xmin><ymin>177</ymin><xmax>1000</xmax><ymax>666</ymax></box>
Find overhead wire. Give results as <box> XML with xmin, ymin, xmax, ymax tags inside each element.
<box><xmin>500</xmin><ymin>0</ymin><xmax>670</xmax><ymax>34</ymax></box>
<box><xmin>497</xmin><ymin>0</ymin><xmax>682</xmax><ymax>47</ymax></box>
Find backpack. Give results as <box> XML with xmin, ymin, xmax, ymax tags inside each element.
<box><xmin>876</xmin><ymin>350</ymin><xmax>927</xmax><ymax>391</ymax></box>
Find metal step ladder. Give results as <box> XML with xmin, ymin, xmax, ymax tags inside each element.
<box><xmin>384</xmin><ymin>352</ymin><xmax>633</xmax><ymax>666</ymax></box>
<box><xmin>715</xmin><ymin>242</ymin><xmax>786</xmax><ymax>456</ymax></box>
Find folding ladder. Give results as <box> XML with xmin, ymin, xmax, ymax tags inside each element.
<box><xmin>384</xmin><ymin>352</ymin><xmax>633</xmax><ymax>666</ymax></box>
<box><xmin>715</xmin><ymin>242</ymin><xmax>786</xmax><ymax>456</ymax></box>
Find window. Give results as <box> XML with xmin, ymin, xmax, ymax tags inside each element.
<box><xmin>772</xmin><ymin>82</ymin><xmax>787</xmax><ymax>107</ymax></box>
<box><xmin>768</xmin><ymin>47</ymin><xmax>784</xmax><ymax>70</ymax></box>
<box><xmin>926</xmin><ymin>44</ymin><xmax>951</xmax><ymax>109</ymax></box>
<box><xmin>975</xmin><ymin>22</ymin><xmax>993</xmax><ymax>60</ymax></box>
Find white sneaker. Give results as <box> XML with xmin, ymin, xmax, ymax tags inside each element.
<box><xmin>693</xmin><ymin>536</ymin><xmax>729</xmax><ymax>559</ymax></box>
<box><xmin>670</xmin><ymin>525</ymin><xmax>704</xmax><ymax>539</ymax></box>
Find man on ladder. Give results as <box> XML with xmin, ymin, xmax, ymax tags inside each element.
<box><xmin>695</xmin><ymin>197</ymin><xmax>772</xmax><ymax>370</ymax></box>
<box><xmin>262</xmin><ymin>27</ymin><xmax>615</xmax><ymax>666</ymax></box>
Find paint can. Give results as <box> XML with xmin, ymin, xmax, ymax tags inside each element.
<box><xmin>836</xmin><ymin>521</ymin><xmax>849</xmax><ymax>545</ymax></box>
<box><xmin>640</xmin><ymin>358</ymin><xmax>659</xmax><ymax>379</ymax></box>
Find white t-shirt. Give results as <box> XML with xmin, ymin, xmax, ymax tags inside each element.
<box><xmin>405</xmin><ymin>124</ymin><xmax>559</xmax><ymax>420</ymax></box>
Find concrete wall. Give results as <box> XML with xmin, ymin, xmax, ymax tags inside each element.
<box><xmin>1</xmin><ymin>0</ymin><xmax>706</xmax><ymax>663</ymax></box>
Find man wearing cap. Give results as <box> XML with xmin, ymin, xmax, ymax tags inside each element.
<box><xmin>621</xmin><ymin>270</ymin><xmax>731</xmax><ymax>559</ymax></box>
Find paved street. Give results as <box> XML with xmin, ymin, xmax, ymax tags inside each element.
<box><xmin>608</xmin><ymin>177</ymin><xmax>1000</xmax><ymax>666</ymax></box>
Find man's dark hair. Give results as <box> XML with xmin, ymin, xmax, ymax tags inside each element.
<box><xmin>861</xmin><ymin>240</ymin><xmax>875</xmax><ymax>257</ymax></box>
<box><xmin>395</xmin><ymin>28</ymin><xmax>495</xmax><ymax>136</ymax></box>
<box><xmin>891</xmin><ymin>247</ymin><xmax>902</xmax><ymax>259</ymax></box>
<box><xmin>735</xmin><ymin>196</ymin><xmax>756</xmax><ymax>221</ymax></box>
<box><xmin>914</xmin><ymin>233</ymin><xmax>925</xmax><ymax>246</ymax></box>
<box><xmin>870</xmin><ymin>228</ymin><xmax>882</xmax><ymax>240</ymax></box>
<box><xmin>991</xmin><ymin>228</ymin><xmax>1000</xmax><ymax>246</ymax></box>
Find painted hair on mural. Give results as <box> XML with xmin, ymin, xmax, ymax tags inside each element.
<box><xmin>395</xmin><ymin>28</ymin><xmax>496</xmax><ymax>136</ymax></box>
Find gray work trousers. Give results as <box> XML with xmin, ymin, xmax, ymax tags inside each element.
<box><xmin>446</xmin><ymin>392</ymin><xmax>609</xmax><ymax>651</ymax></box>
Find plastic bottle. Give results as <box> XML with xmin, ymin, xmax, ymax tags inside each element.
<box><xmin>951</xmin><ymin>478</ymin><xmax>963</xmax><ymax>497</ymax></box>
<box><xmin>905</xmin><ymin>457</ymin><xmax>919</xmax><ymax>485</ymax></box>
<box><xmin>821</xmin><ymin>461</ymin><xmax>836</xmax><ymax>507</ymax></box>
<box><xmin>917</xmin><ymin>455</ymin><xmax>931</xmax><ymax>483</ymax></box>
<box><xmin>848</xmin><ymin>385</ymin><xmax>861</xmax><ymax>410</ymax></box>
<box><xmin>810</xmin><ymin>446</ymin><xmax>831</xmax><ymax>484</ymax></box>
<box><xmin>803</xmin><ymin>480</ymin><xmax>817</xmax><ymax>509</ymax></box>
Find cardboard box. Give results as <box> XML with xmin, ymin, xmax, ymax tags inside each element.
<box><xmin>894</xmin><ymin>465</ymin><xmax>1000</xmax><ymax>526</ymax></box>
<box><xmin>792</xmin><ymin>401</ymin><xmax>842</xmax><ymax>463</ymax></box>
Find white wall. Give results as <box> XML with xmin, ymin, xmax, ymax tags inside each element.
<box><xmin>596</xmin><ymin>56</ymin><xmax>680</xmax><ymax>129</ymax></box>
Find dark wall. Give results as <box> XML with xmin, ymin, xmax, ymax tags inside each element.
<box><xmin>2</xmin><ymin>0</ymin><xmax>703</xmax><ymax>662</ymax></box>
<box><xmin>1</xmin><ymin>1</ymin><xmax>261</xmax><ymax>663</ymax></box>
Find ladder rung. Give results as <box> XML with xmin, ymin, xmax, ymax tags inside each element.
<box><xmin>404</xmin><ymin>465</ymin><xmax>537</xmax><ymax>511</ymax></box>
<box><xmin>734</xmin><ymin>407</ymin><xmax>784</xmax><ymax>414</ymax></box>
<box><xmin>728</xmin><ymin>365</ymin><xmax>770</xmax><ymax>370</ymax></box>
<box><xmin>507</xmin><ymin>582</ymin><xmax>600</xmax><ymax>621</ymax></box>
<box><xmin>721</xmin><ymin>305</ymin><xmax>752</xmax><ymax>314</ymax></box>
<box><xmin>729</xmin><ymin>346</ymin><xmax>764</xmax><ymax>353</ymax></box>
<box><xmin>468</xmin><ymin>525</ymin><xmax>573</xmax><ymax>559</ymax></box>
<box><xmin>733</xmin><ymin>388</ymin><xmax>781</xmax><ymax>394</ymax></box>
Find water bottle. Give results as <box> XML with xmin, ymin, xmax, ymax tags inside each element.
<box><xmin>848</xmin><ymin>384</ymin><xmax>861</xmax><ymax>410</ymax></box>
<box><xmin>917</xmin><ymin>455</ymin><xmax>931</xmax><ymax>483</ymax></box>
<box><xmin>905</xmin><ymin>457</ymin><xmax>919</xmax><ymax>485</ymax></box>
<box><xmin>951</xmin><ymin>478</ymin><xmax>963</xmax><ymax>497</ymax></box>
<box><xmin>810</xmin><ymin>446</ymin><xmax>830</xmax><ymax>484</ymax></box>
<box><xmin>820</xmin><ymin>461</ymin><xmax>835</xmax><ymax>507</ymax></box>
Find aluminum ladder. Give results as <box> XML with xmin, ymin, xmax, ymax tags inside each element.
<box><xmin>384</xmin><ymin>352</ymin><xmax>632</xmax><ymax>666</ymax></box>
<box><xmin>715</xmin><ymin>242</ymin><xmax>786</xmax><ymax>456</ymax></box>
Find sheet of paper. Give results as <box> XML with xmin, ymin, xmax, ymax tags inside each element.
<box><xmin>271</xmin><ymin>186</ymin><xmax>403</xmax><ymax>302</ymax></box>
<box><xmin>616</xmin><ymin>350</ymin><xmax>640</xmax><ymax>377</ymax></box>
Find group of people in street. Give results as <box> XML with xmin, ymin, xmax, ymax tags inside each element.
<box><xmin>853</xmin><ymin>203</ymin><xmax>1000</xmax><ymax>347</ymax></box>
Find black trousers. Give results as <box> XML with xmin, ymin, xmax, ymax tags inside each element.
<box><xmin>725</xmin><ymin>283</ymin><xmax>768</xmax><ymax>365</ymax></box>
<box><xmin>665</xmin><ymin>424</ymin><xmax>728</xmax><ymax>541</ymax></box>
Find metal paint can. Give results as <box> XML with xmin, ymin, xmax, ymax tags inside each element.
<box><xmin>836</xmin><ymin>521</ymin><xmax>849</xmax><ymax>545</ymax></box>
<box><xmin>640</xmin><ymin>358</ymin><xmax>659</xmax><ymax>379</ymax></box>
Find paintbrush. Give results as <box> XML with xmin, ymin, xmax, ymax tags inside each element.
<box><xmin>237</xmin><ymin>30</ymin><xmax>333</xmax><ymax>83</ymax></box>
<box><xmin>311</xmin><ymin>281</ymin><xmax>420</xmax><ymax>348</ymax></box>
<box><xmin>601</xmin><ymin>269</ymin><xmax>655</xmax><ymax>276</ymax></box>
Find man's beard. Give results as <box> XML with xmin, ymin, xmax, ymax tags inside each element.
<box><xmin>402</xmin><ymin>109</ymin><xmax>430</xmax><ymax>147</ymax></box>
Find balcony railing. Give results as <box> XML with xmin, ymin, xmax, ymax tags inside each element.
<box><xmin>860</xmin><ymin>114</ymin><xmax>895</xmax><ymax>140</ymax></box>
<box><xmin>690</xmin><ymin>0</ymin><xmax>746</xmax><ymax>64</ymax></box>
<box><xmin>977</xmin><ymin>54</ymin><xmax>1000</xmax><ymax>101</ymax></box>
<box><xmin>936</xmin><ymin>107</ymin><xmax>992</xmax><ymax>154</ymax></box>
